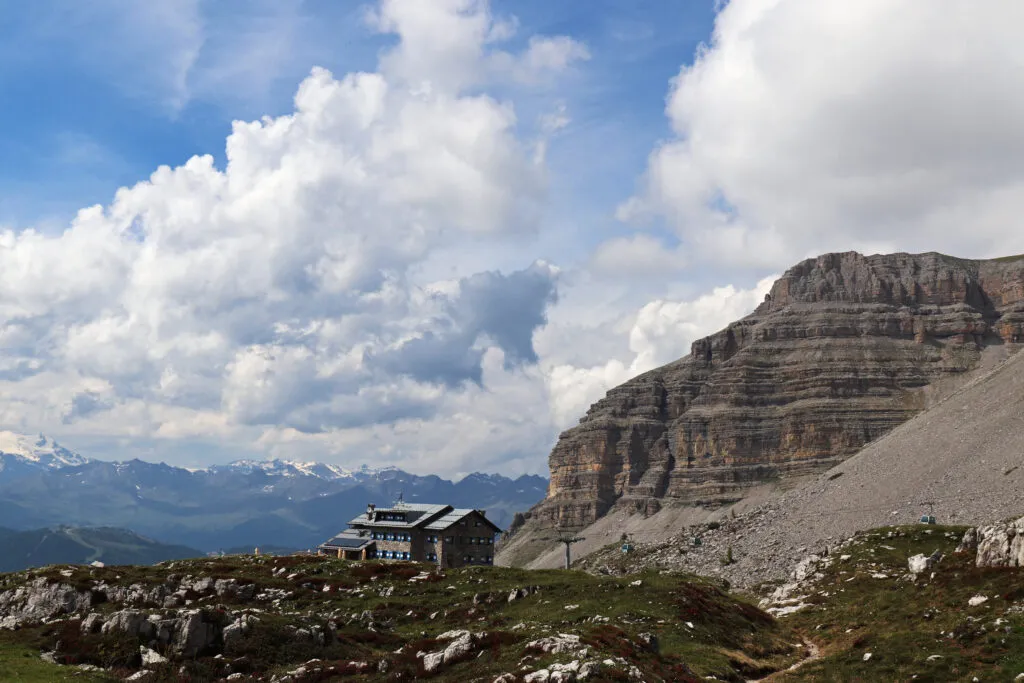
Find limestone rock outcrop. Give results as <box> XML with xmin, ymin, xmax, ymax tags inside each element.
<box><xmin>511</xmin><ymin>252</ymin><xmax>1024</xmax><ymax>546</ymax></box>
<box><xmin>972</xmin><ymin>517</ymin><xmax>1024</xmax><ymax>567</ymax></box>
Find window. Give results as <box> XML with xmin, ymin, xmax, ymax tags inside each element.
<box><xmin>445</xmin><ymin>536</ymin><xmax>454</xmax><ymax>544</ymax></box>
<box><xmin>485</xmin><ymin>538</ymin><xmax>492</xmax><ymax>545</ymax></box>
<box><xmin>403</xmin><ymin>552</ymin><xmax>410</xmax><ymax>560</ymax></box>
<box><xmin>475</xmin><ymin>521</ymin><xmax>481</xmax><ymax>526</ymax></box>
<box><xmin>463</xmin><ymin>555</ymin><xmax>471</xmax><ymax>563</ymax></box>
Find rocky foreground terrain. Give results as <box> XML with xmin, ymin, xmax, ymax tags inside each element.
<box><xmin>0</xmin><ymin>552</ymin><xmax>802</xmax><ymax>682</ymax></box>
<box><xmin>3</xmin><ymin>517</ymin><xmax>1024</xmax><ymax>681</ymax></box>
<box><xmin>753</xmin><ymin>517</ymin><xmax>1024</xmax><ymax>681</ymax></box>
<box><xmin>501</xmin><ymin>250</ymin><xmax>1024</xmax><ymax>570</ymax></box>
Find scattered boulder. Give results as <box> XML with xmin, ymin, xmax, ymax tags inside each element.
<box><xmin>141</xmin><ymin>646</ymin><xmax>168</xmax><ymax>666</ymax></box>
<box><xmin>421</xmin><ymin>630</ymin><xmax>488</xmax><ymax>673</ymax></box>
<box><xmin>80</xmin><ymin>612</ymin><xmax>104</xmax><ymax>634</ymax></box>
<box><xmin>507</xmin><ymin>586</ymin><xmax>540</xmax><ymax>603</ymax></box>
<box><xmin>957</xmin><ymin>527</ymin><xmax>979</xmax><ymax>553</ymax></box>
<box><xmin>908</xmin><ymin>550</ymin><xmax>942</xmax><ymax>576</ymax></box>
<box><xmin>422</xmin><ymin>651</ymin><xmax>445</xmax><ymax>674</ymax></box>
<box><xmin>0</xmin><ymin>578</ymin><xmax>94</xmax><ymax>628</ymax></box>
<box><xmin>223</xmin><ymin>614</ymin><xmax>260</xmax><ymax>648</ymax></box>
<box><xmin>974</xmin><ymin>517</ymin><xmax>1024</xmax><ymax>567</ymax></box>
<box><xmin>525</xmin><ymin>633</ymin><xmax>583</xmax><ymax>656</ymax></box>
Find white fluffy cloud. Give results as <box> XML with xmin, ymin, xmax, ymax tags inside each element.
<box><xmin>18</xmin><ymin>0</ymin><xmax>1010</xmax><ymax>477</ymax></box>
<box><xmin>0</xmin><ymin>0</ymin><xmax>583</xmax><ymax>476</ymax></box>
<box><xmin>624</xmin><ymin>0</ymin><xmax>1024</xmax><ymax>267</ymax></box>
<box><xmin>540</xmin><ymin>276</ymin><xmax>775</xmax><ymax>428</ymax></box>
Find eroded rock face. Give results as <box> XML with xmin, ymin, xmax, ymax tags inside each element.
<box><xmin>974</xmin><ymin>517</ymin><xmax>1024</xmax><ymax>567</ymax></box>
<box><xmin>0</xmin><ymin>578</ymin><xmax>93</xmax><ymax>627</ymax></box>
<box><xmin>523</xmin><ymin>252</ymin><xmax>1024</xmax><ymax>534</ymax></box>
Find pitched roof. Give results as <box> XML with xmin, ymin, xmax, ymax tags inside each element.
<box><xmin>423</xmin><ymin>508</ymin><xmax>502</xmax><ymax>533</ymax></box>
<box><xmin>318</xmin><ymin>530</ymin><xmax>375</xmax><ymax>551</ymax></box>
<box><xmin>347</xmin><ymin>503</ymin><xmax>451</xmax><ymax>529</ymax></box>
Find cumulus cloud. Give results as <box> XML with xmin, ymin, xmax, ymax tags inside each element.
<box><xmin>624</xmin><ymin>0</ymin><xmax>1024</xmax><ymax>267</ymax></box>
<box><xmin>0</xmin><ymin>0</ymin><xmax>583</xmax><ymax>475</ymax></box>
<box><xmin>541</xmin><ymin>276</ymin><xmax>776</xmax><ymax>431</ymax></box>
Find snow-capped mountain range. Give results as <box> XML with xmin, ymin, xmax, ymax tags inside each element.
<box><xmin>0</xmin><ymin>432</ymin><xmax>548</xmax><ymax>552</ymax></box>
<box><xmin>0</xmin><ymin>431</ymin><xmax>398</xmax><ymax>481</ymax></box>
<box><xmin>0</xmin><ymin>431</ymin><xmax>93</xmax><ymax>472</ymax></box>
<box><xmin>210</xmin><ymin>459</ymin><xmax>399</xmax><ymax>481</ymax></box>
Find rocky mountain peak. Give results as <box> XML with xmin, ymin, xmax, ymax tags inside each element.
<box><xmin>499</xmin><ymin>251</ymin><xmax>1024</xmax><ymax>567</ymax></box>
<box><xmin>760</xmin><ymin>251</ymin><xmax>1024</xmax><ymax>313</ymax></box>
<box><xmin>0</xmin><ymin>431</ymin><xmax>92</xmax><ymax>470</ymax></box>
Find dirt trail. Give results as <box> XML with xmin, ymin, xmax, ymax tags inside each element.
<box><xmin>748</xmin><ymin>640</ymin><xmax>822</xmax><ymax>682</ymax></box>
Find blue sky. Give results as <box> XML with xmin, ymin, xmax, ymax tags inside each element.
<box><xmin>0</xmin><ymin>0</ymin><xmax>714</xmax><ymax>250</ymax></box>
<box><xmin>1</xmin><ymin>1</ymin><xmax>1020</xmax><ymax>476</ymax></box>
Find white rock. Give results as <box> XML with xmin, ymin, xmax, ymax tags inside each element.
<box><xmin>863</xmin><ymin>652</ymin><xmax>872</xmax><ymax>661</ymax></box>
<box><xmin>423</xmin><ymin>651</ymin><xmax>445</xmax><ymax>673</ymax></box>
<box><xmin>975</xmin><ymin>517</ymin><xmax>1024</xmax><ymax>567</ymax></box>
<box><xmin>140</xmin><ymin>646</ymin><xmax>168</xmax><ymax>666</ymax></box>
<box><xmin>908</xmin><ymin>554</ymin><xmax>931</xmax><ymax>575</ymax></box>
<box><xmin>525</xmin><ymin>634</ymin><xmax>581</xmax><ymax>655</ymax></box>
<box><xmin>968</xmin><ymin>595</ymin><xmax>988</xmax><ymax>607</ymax></box>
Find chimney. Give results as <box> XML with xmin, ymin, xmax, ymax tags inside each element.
<box><xmin>366</xmin><ymin>503</ymin><xmax>376</xmax><ymax>521</ymax></box>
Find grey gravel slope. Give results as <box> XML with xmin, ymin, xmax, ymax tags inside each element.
<box><xmin>578</xmin><ymin>344</ymin><xmax>1024</xmax><ymax>586</ymax></box>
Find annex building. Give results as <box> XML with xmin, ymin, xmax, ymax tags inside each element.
<box><xmin>317</xmin><ymin>502</ymin><xmax>503</xmax><ymax>567</ymax></box>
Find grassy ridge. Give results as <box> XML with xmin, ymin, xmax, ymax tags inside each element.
<box><xmin>774</xmin><ymin>525</ymin><xmax>1024</xmax><ymax>682</ymax></box>
<box><xmin>0</xmin><ymin>555</ymin><xmax>800</xmax><ymax>682</ymax></box>
<box><xmin>0</xmin><ymin>526</ymin><xmax>202</xmax><ymax>572</ymax></box>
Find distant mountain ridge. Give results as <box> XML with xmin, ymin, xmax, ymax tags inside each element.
<box><xmin>208</xmin><ymin>459</ymin><xmax>399</xmax><ymax>481</ymax></box>
<box><xmin>0</xmin><ymin>525</ymin><xmax>201</xmax><ymax>572</ymax></box>
<box><xmin>0</xmin><ymin>432</ymin><xmax>548</xmax><ymax>554</ymax></box>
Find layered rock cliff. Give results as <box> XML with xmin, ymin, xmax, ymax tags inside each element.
<box><xmin>514</xmin><ymin>252</ymin><xmax>1024</xmax><ymax>542</ymax></box>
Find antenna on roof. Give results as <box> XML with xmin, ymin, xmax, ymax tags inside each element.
<box><xmin>395</xmin><ymin>491</ymin><xmax>404</xmax><ymax>506</ymax></box>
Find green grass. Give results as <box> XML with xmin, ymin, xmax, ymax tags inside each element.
<box><xmin>988</xmin><ymin>253</ymin><xmax>1024</xmax><ymax>263</ymax></box>
<box><xmin>10</xmin><ymin>526</ymin><xmax>1021</xmax><ymax>681</ymax></box>
<box><xmin>0</xmin><ymin>632</ymin><xmax>113</xmax><ymax>682</ymax></box>
<box><xmin>774</xmin><ymin>525</ymin><xmax>1024</xmax><ymax>682</ymax></box>
<box><xmin>0</xmin><ymin>554</ymin><xmax>802</xmax><ymax>682</ymax></box>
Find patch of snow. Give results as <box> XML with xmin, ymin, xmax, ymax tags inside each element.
<box><xmin>0</xmin><ymin>431</ymin><xmax>92</xmax><ymax>470</ymax></box>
